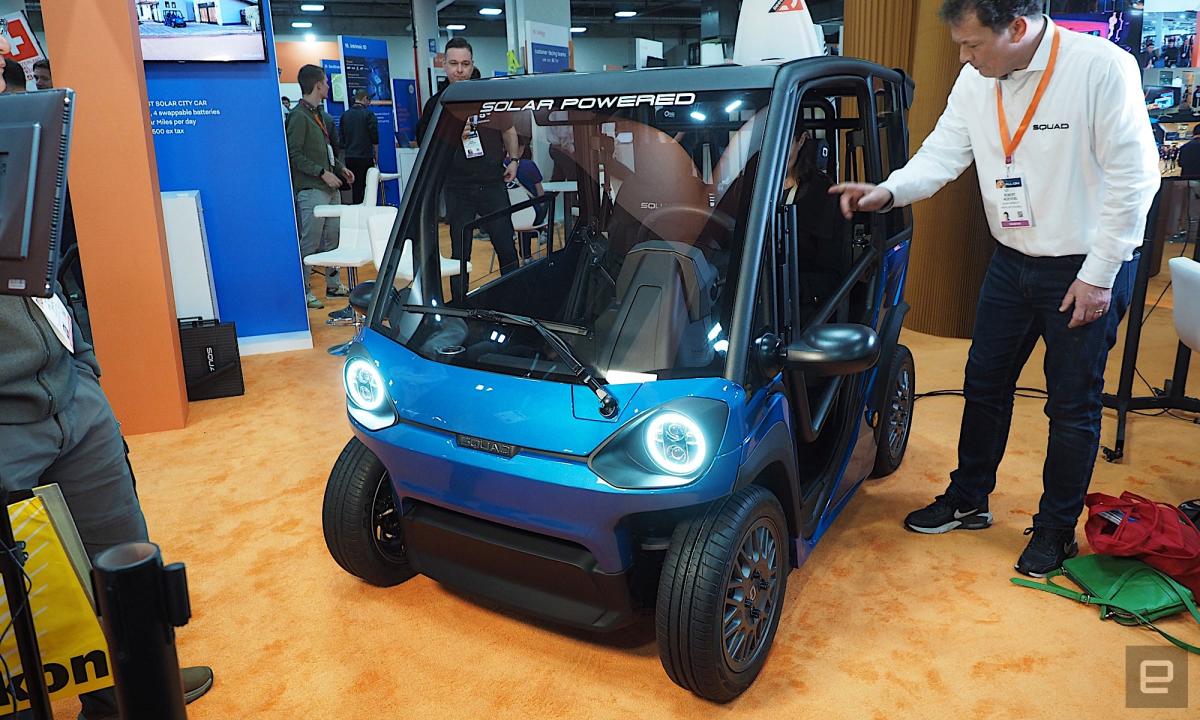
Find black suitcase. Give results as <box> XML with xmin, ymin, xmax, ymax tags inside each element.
<box><xmin>177</xmin><ymin>317</ymin><xmax>245</xmax><ymax>401</ymax></box>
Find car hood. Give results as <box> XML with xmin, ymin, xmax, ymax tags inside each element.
<box><xmin>359</xmin><ymin>332</ymin><xmax>742</xmax><ymax>457</ymax></box>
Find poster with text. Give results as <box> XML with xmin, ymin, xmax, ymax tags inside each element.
<box><xmin>1</xmin><ymin>11</ymin><xmax>46</xmax><ymax>83</ymax></box>
<box><xmin>321</xmin><ymin>59</ymin><xmax>345</xmax><ymax>123</ymax></box>
<box><xmin>526</xmin><ymin>21</ymin><xmax>570</xmax><ymax>74</ymax></box>
<box><xmin>393</xmin><ymin>79</ymin><xmax>420</xmax><ymax>147</ymax></box>
<box><xmin>340</xmin><ymin>36</ymin><xmax>400</xmax><ymax>205</ymax></box>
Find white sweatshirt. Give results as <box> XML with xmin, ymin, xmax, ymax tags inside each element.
<box><xmin>879</xmin><ymin>17</ymin><xmax>1160</xmax><ymax>288</ymax></box>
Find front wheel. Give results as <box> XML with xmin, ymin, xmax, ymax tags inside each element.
<box><xmin>322</xmin><ymin>437</ymin><xmax>415</xmax><ymax>587</ymax></box>
<box><xmin>655</xmin><ymin>485</ymin><xmax>788</xmax><ymax>702</ymax></box>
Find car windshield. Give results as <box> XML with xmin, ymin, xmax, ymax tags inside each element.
<box><xmin>372</xmin><ymin>88</ymin><xmax>769</xmax><ymax>385</ymax></box>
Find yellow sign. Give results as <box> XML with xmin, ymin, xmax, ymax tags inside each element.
<box><xmin>0</xmin><ymin>490</ymin><xmax>113</xmax><ymax>713</ymax></box>
<box><xmin>507</xmin><ymin>49</ymin><xmax>522</xmax><ymax>75</ymax></box>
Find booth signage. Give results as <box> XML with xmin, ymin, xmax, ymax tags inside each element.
<box><xmin>339</xmin><ymin>35</ymin><xmax>401</xmax><ymax>205</ymax></box>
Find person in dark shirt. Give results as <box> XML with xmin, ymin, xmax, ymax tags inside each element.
<box><xmin>339</xmin><ymin>89</ymin><xmax>380</xmax><ymax>204</ymax></box>
<box><xmin>1178</xmin><ymin>124</ymin><xmax>1200</xmax><ymax>178</ymax></box>
<box><xmin>416</xmin><ymin>38</ymin><xmax>523</xmax><ymax>300</ymax></box>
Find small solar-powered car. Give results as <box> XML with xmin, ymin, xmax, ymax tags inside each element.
<box><xmin>324</xmin><ymin>57</ymin><xmax>916</xmax><ymax>701</ymax></box>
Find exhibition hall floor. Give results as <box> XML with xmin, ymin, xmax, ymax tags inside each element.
<box><xmin>55</xmin><ymin>273</ymin><xmax>1199</xmax><ymax>719</ymax></box>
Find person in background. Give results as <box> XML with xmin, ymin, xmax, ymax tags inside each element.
<box><xmin>831</xmin><ymin>0</ymin><xmax>1159</xmax><ymax>577</ymax></box>
<box><xmin>281</xmin><ymin>95</ymin><xmax>293</xmax><ymax>120</ymax></box>
<box><xmin>1163</xmin><ymin>35</ymin><xmax>1182</xmax><ymax>68</ymax></box>
<box><xmin>286</xmin><ymin>64</ymin><xmax>354</xmax><ymax>309</ymax></box>
<box><xmin>514</xmin><ymin>149</ymin><xmax>547</xmax><ymax>262</ymax></box>
<box><xmin>2</xmin><ymin>57</ymin><xmax>26</xmax><ymax>93</ymax></box>
<box><xmin>31</xmin><ymin>58</ymin><xmax>51</xmax><ymax>90</ymax></box>
<box><xmin>339</xmin><ymin>89</ymin><xmax>379</xmax><ymax>205</ymax></box>
<box><xmin>1137</xmin><ymin>38</ymin><xmax>1159</xmax><ymax>71</ymax></box>
<box><xmin>415</xmin><ymin>38</ymin><xmax>523</xmax><ymax>300</ymax></box>
<box><xmin>0</xmin><ymin>35</ymin><xmax>214</xmax><ymax>720</ymax></box>
<box><xmin>1178</xmin><ymin>123</ymin><xmax>1200</xmax><ymax>177</ymax></box>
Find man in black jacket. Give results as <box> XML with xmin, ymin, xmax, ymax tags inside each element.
<box><xmin>339</xmin><ymin>89</ymin><xmax>379</xmax><ymax>205</ymax></box>
<box><xmin>415</xmin><ymin>37</ymin><xmax>523</xmax><ymax>300</ymax></box>
<box><xmin>1178</xmin><ymin>124</ymin><xmax>1200</xmax><ymax>178</ymax></box>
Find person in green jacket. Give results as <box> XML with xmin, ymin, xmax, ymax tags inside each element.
<box><xmin>287</xmin><ymin>64</ymin><xmax>355</xmax><ymax>309</ymax></box>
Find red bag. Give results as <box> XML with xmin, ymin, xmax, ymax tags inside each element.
<box><xmin>1084</xmin><ymin>491</ymin><xmax>1200</xmax><ymax>596</ymax></box>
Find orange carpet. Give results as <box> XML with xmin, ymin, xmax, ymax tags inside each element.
<box><xmin>54</xmin><ymin>268</ymin><xmax>1200</xmax><ymax>719</ymax></box>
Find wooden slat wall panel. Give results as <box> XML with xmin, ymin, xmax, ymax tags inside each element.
<box><xmin>844</xmin><ymin>0</ymin><xmax>995</xmax><ymax>338</ymax></box>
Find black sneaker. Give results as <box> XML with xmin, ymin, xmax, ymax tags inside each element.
<box><xmin>1014</xmin><ymin>527</ymin><xmax>1078</xmax><ymax>577</ymax></box>
<box><xmin>903</xmin><ymin>494</ymin><xmax>992</xmax><ymax>534</ymax></box>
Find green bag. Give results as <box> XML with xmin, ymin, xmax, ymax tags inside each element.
<box><xmin>1011</xmin><ymin>554</ymin><xmax>1200</xmax><ymax>654</ymax></box>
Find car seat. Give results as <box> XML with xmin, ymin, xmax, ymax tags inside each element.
<box><xmin>594</xmin><ymin>240</ymin><xmax>719</xmax><ymax>376</ymax></box>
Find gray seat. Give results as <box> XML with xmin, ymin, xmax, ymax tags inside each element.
<box><xmin>595</xmin><ymin>240</ymin><xmax>719</xmax><ymax>375</ymax></box>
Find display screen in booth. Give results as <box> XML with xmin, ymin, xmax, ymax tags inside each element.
<box><xmin>1049</xmin><ymin>8</ymin><xmax>1144</xmax><ymax>55</ymax></box>
<box><xmin>134</xmin><ymin>0</ymin><xmax>268</xmax><ymax>63</ymax></box>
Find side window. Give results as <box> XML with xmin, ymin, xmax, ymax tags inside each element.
<box><xmin>873</xmin><ymin>77</ymin><xmax>912</xmax><ymax>241</ymax></box>
<box><xmin>787</xmin><ymin>83</ymin><xmax>875</xmax><ymax>329</ymax></box>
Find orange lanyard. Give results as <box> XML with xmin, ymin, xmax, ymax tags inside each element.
<box><xmin>996</xmin><ymin>25</ymin><xmax>1061</xmax><ymax>167</ymax></box>
<box><xmin>307</xmin><ymin>104</ymin><xmax>330</xmax><ymax>142</ymax></box>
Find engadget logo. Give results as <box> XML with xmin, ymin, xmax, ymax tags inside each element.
<box><xmin>481</xmin><ymin>93</ymin><xmax>697</xmax><ymax>113</ymax></box>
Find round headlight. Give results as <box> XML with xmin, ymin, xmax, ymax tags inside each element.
<box><xmin>344</xmin><ymin>358</ymin><xmax>386</xmax><ymax>412</ymax></box>
<box><xmin>644</xmin><ymin>411</ymin><xmax>706</xmax><ymax>476</ymax></box>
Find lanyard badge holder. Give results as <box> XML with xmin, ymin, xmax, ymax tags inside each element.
<box><xmin>993</xmin><ymin>26</ymin><xmax>1061</xmax><ymax>231</ymax></box>
<box><xmin>463</xmin><ymin>114</ymin><xmax>485</xmax><ymax>159</ymax></box>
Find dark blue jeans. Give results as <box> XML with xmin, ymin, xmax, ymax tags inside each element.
<box><xmin>946</xmin><ymin>244</ymin><xmax>1136</xmax><ymax>530</ymax></box>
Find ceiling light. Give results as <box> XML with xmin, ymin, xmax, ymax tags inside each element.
<box><xmin>614</xmin><ymin>10</ymin><xmax>638</xmax><ymax>18</ymax></box>
<box><xmin>725</xmin><ymin>99</ymin><xmax>743</xmax><ymax>113</ymax></box>
<box><xmin>571</xmin><ymin>27</ymin><xmax>587</xmax><ymax>33</ymax></box>
<box><xmin>479</xmin><ymin>7</ymin><xmax>503</xmax><ymax>15</ymax></box>
<box><xmin>690</xmin><ymin>111</ymin><xmax>707</xmax><ymax>121</ymax></box>
<box><xmin>447</xmin><ymin>24</ymin><xmax>467</xmax><ymax>30</ymax></box>
<box><xmin>300</xmin><ymin>3</ymin><xmax>325</xmax><ymax>10</ymax></box>
<box><xmin>304</xmin><ymin>33</ymin><xmax>317</xmax><ymax>42</ymax></box>
<box><xmin>291</xmin><ymin>21</ymin><xmax>313</xmax><ymax>28</ymax></box>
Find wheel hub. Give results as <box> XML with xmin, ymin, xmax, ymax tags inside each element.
<box><xmin>722</xmin><ymin>520</ymin><xmax>780</xmax><ymax>672</ymax></box>
<box><xmin>370</xmin><ymin>473</ymin><xmax>406</xmax><ymax>562</ymax></box>
<box><xmin>888</xmin><ymin>367</ymin><xmax>913</xmax><ymax>456</ymax></box>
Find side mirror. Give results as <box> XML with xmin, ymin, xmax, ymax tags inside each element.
<box><xmin>349</xmin><ymin>281</ymin><xmax>375</xmax><ymax>314</ymax></box>
<box><xmin>784</xmin><ymin>324</ymin><xmax>880</xmax><ymax>377</ymax></box>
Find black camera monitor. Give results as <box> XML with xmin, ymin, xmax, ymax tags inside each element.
<box><xmin>0</xmin><ymin>89</ymin><xmax>75</xmax><ymax>298</ymax></box>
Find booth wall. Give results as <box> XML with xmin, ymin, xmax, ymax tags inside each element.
<box><xmin>145</xmin><ymin>1</ymin><xmax>310</xmax><ymax>341</ymax></box>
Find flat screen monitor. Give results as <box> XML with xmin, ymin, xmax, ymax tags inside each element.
<box><xmin>1146</xmin><ymin>84</ymin><xmax>1183</xmax><ymax>109</ymax></box>
<box><xmin>1051</xmin><ymin>9</ymin><xmax>1144</xmax><ymax>55</ymax></box>
<box><xmin>0</xmin><ymin>89</ymin><xmax>74</xmax><ymax>298</ymax></box>
<box><xmin>135</xmin><ymin>0</ymin><xmax>268</xmax><ymax>63</ymax></box>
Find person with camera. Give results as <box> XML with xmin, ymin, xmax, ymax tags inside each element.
<box><xmin>288</xmin><ymin>64</ymin><xmax>355</xmax><ymax>310</ymax></box>
<box><xmin>0</xmin><ymin>38</ymin><xmax>213</xmax><ymax>720</ymax></box>
<box><xmin>831</xmin><ymin>0</ymin><xmax>1159</xmax><ymax>577</ymax></box>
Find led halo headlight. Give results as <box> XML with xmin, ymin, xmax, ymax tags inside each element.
<box><xmin>344</xmin><ymin>358</ymin><xmax>387</xmax><ymax>412</ymax></box>
<box><xmin>644</xmin><ymin>411</ymin><xmax>707</xmax><ymax>476</ymax></box>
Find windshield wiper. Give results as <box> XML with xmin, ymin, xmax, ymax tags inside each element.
<box><xmin>402</xmin><ymin>304</ymin><xmax>620</xmax><ymax>418</ymax></box>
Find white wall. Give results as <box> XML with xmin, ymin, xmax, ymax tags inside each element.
<box><xmin>572</xmin><ymin>37</ymin><xmax>635</xmax><ymax>72</ymax></box>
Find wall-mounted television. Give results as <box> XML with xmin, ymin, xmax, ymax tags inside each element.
<box><xmin>134</xmin><ymin>0</ymin><xmax>268</xmax><ymax>62</ymax></box>
<box><xmin>1145</xmin><ymin>84</ymin><xmax>1183</xmax><ymax>110</ymax></box>
<box><xmin>1051</xmin><ymin>10</ymin><xmax>1145</xmax><ymax>55</ymax></box>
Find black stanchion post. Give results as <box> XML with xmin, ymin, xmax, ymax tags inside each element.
<box><xmin>92</xmin><ymin>543</ymin><xmax>190</xmax><ymax>720</ymax></box>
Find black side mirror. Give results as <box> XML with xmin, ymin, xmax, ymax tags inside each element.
<box><xmin>784</xmin><ymin>324</ymin><xmax>880</xmax><ymax>377</ymax></box>
<box><xmin>349</xmin><ymin>281</ymin><xmax>375</xmax><ymax>314</ymax></box>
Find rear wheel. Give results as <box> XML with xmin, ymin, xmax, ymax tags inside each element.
<box><xmin>322</xmin><ymin>437</ymin><xmax>415</xmax><ymax>586</ymax></box>
<box><xmin>872</xmin><ymin>344</ymin><xmax>915</xmax><ymax>478</ymax></box>
<box><xmin>656</xmin><ymin>485</ymin><xmax>788</xmax><ymax>702</ymax></box>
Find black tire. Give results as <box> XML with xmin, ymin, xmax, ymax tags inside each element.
<box><xmin>655</xmin><ymin>485</ymin><xmax>788</xmax><ymax>703</ymax></box>
<box><xmin>322</xmin><ymin>437</ymin><xmax>416</xmax><ymax>587</ymax></box>
<box><xmin>872</xmin><ymin>344</ymin><xmax>915</xmax><ymax>478</ymax></box>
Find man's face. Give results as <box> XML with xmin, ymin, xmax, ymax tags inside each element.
<box><xmin>446</xmin><ymin>48</ymin><xmax>474</xmax><ymax>84</ymax></box>
<box><xmin>33</xmin><ymin>67</ymin><xmax>51</xmax><ymax>90</ymax></box>
<box><xmin>315</xmin><ymin>76</ymin><xmax>329</xmax><ymax>101</ymax></box>
<box><xmin>950</xmin><ymin>12</ymin><xmax>1030</xmax><ymax>79</ymax></box>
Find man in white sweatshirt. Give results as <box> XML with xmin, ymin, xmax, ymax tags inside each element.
<box><xmin>832</xmin><ymin>0</ymin><xmax>1159</xmax><ymax>577</ymax></box>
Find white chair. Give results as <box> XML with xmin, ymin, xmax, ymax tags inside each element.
<box><xmin>305</xmin><ymin>167</ymin><xmax>395</xmax><ymax>290</ymax></box>
<box><xmin>1169</xmin><ymin>256</ymin><xmax>1200</xmax><ymax>352</ymax></box>
<box><xmin>491</xmin><ymin>183</ymin><xmax>549</xmax><ymax>271</ymax></box>
<box><xmin>366</xmin><ymin>207</ymin><xmax>470</xmax><ymax>285</ymax></box>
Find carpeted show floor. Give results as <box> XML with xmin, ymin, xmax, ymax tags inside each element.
<box><xmin>55</xmin><ymin>264</ymin><xmax>1199</xmax><ymax>719</ymax></box>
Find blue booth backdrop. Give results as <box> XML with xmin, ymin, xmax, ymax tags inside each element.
<box><xmin>144</xmin><ymin>0</ymin><xmax>309</xmax><ymax>348</ymax></box>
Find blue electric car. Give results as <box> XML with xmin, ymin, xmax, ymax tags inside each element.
<box><xmin>323</xmin><ymin>58</ymin><xmax>916</xmax><ymax>702</ymax></box>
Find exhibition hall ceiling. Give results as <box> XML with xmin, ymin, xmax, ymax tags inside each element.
<box><xmin>269</xmin><ymin>0</ymin><xmax>844</xmax><ymax>38</ymax></box>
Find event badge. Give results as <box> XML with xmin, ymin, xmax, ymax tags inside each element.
<box><xmin>32</xmin><ymin>295</ymin><xmax>75</xmax><ymax>354</ymax></box>
<box><xmin>463</xmin><ymin>115</ymin><xmax>485</xmax><ymax>158</ymax></box>
<box><xmin>327</xmin><ymin>143</ymin><xmax>336</xmax><ymax>167</ymax></box>
<box><xmin>994</xmin><ymin>176</ymin><xmax>1034</xmax><ymax>230</ymax></box>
